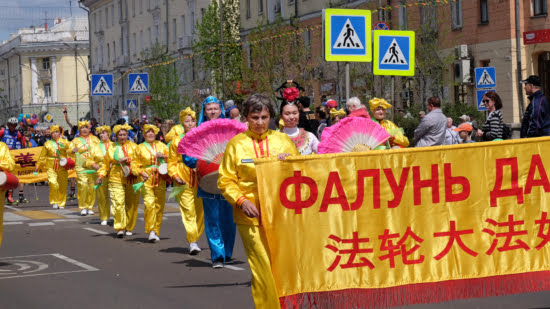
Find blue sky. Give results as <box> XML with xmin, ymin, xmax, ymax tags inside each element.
<box><xmin>0</xmin><ymin>0</ymin><xmax>87</xmax><ymax>42</ymax></box>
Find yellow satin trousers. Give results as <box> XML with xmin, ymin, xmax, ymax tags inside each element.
<box><xmin>47</xmin><ymin>168</ymin><xmax>68</xmax><ymax>207</ymax></box>
<box><xmin>142</xmin><ymin>183</ymin><xmax>166</xmax><ymax>235</ymax></box>
<box><xmin>237</xmin><ymin>224</ymin><xmax>280</xmax><ymax>309</ymax></box>
<box><xmin>77</xmin><ymin>172</ymin><xmax>97</xmax><ymax>210</ymax></box>
<box><xmin>0</xmin><ymin>190</ymin><xmax>4</xmax><ymax>248</ymax></box>
<box><xmin>176</xmin><ymin>185</ymin><xmax>204</xmax><ymax>243</ymax></box>
<box><xmin>96</xmin><ymin>177</ymin><xmax>111</xmax><ymax>221</ymax></box>
<box><xmin>109</xmin><ymin>182</ymin><xmax>139</xmax><ymax>232</ymax></box>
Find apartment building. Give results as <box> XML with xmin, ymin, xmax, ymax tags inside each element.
<box><xmin>80</xmin><ymin>0</ymin><xmax>211</xmax><ymax>124</ymax></box>
<box><xmin>241</xmin><ymin>0</ymin><xmax>550</xmax><ymax>126</ymax></box>
<box><xmin>0</xmin><ymin>17</ymin><xmax>90</xmax><ymax>125</ymax></box>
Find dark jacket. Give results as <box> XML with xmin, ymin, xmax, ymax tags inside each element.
<box><xmin>521</xmin><ymin>90</ymin><xmax>550</xmax><ymax>138</ymax></box>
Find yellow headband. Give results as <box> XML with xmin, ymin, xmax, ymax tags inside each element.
<box><xmin>95</xmin><ymin>125</ymin><xmax>111</xmax><ymax>136</ymax></box>
<box><xmin>78</xmin><ymin>120</ymin><xmax>90</xmax><ymax>129</ymax></box>
<box><xmin>330</xmin><ymin>108</ymin><xmax>346</xmax><ymax>118</ymax></box>
<box><xmin>113</xmin><ymin>124</ymin><xmax>133</xmax><ymax>135</ymax></box>
<box><xmin>49</xmin><ymin>125</ymin><xmax>63</xmax><ymax>134</ymax></box>
<box><xmin>143</xmin><ymin>124</ymin><xmax>160</xmax><ymax>135</ymax></box>
<box><xmin>179</xmin><ymin>107</ymin><xmax>196</xmax><ymax>123</ymax></box>
<box><xmin>369</xmin><ymin>98</ymin><xmax>392</xmax><ymax>111</ymax></box>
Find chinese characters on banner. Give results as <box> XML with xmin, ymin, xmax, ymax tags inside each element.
<box><xmin>9</xmin><ymin>147</ymin><xmax>76</xmax><ymax>183</ymax></box>
<box><xmin>255</xmin><ymin>137</ymin><xmax>550</xmax><ymax>308</ymax></box>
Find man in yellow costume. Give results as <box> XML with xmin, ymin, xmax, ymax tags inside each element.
<box><xmin>88</xmin><ymin>125</ymin><xmax>113</xmax><ymax>225</ymax></box>
<box><xmin>0</xmin><ymin>141</ymin><xmax>16</xmax><ymax>247</ymax></box>
<box><xmin>69</xmin><ymin>121</ymin><xmax>100</xmax><ymax>216</ymax></box>
<box><xmin>168</xmin><ymin>107</ymin><xmax>204</xmax><ymax>254</ymax></box>
<box><xmin>36</xmin><ymin>125</ymin><xmax>70</xmax><ymax>209</ymax></box>
<box><xmin>369</xmin><ymin>98</ymin><xmax>409</xmax><ymax>148</ymax></box>
<box><xmin>96</xmin><ymin>124</ymin><xmax>140</xmax><ymax>237</ymax></box>
<box><xmin>132</xmin><ymin>124</ymin><xmax>169</xmax><ymax>242</ymax></box>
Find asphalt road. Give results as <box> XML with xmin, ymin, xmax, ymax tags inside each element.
<box><xmin>1</xmin><ymin>184</ymin><xmax>549</xmax><ymax>309</ymax></box>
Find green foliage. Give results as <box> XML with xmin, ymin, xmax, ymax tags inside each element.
<box><xmin>194</xmin><ymin>0</ymin><xmax>242</xmax><ymax>100</ymax></box>
<box><xmin>140</xmin><ymin>43</ymin><xmax>184</xmax><ymax>120</ymax></box>
<box><xmin>442</xmin><ymin>102</ymin><xmax>485</xmax><ymax>124</ymax></box>
<box><xmin>394</xmin><ymin>103</ymin><xmax>423</xmax><ymax>145</ymax></box>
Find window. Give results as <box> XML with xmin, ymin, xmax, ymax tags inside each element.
<box><xmin>480</xmin><ymin>59</ymin><xmax>490</xmax><ymax>67</ymax></box>
<box><xmin>93</xmin><ymin>12</ymin><xmax>97</xmax><ymax>31</ymax></box>
<box><xmin>259</xmin><ymin>0</ymin><xmax>264</xmax><ymax>14</ymax></box>
<box><xmin>133</xmin><ymin>33</ymin><xmax>136</xmax><ymax>54</ymax></box>
<box><xmin>139</xmin><ymin>0</ymin><xmax>143</xmax><ymax>14</ymax></box>
<box><xmin>173</xmin><ymin>19</ymin><xmax>177</xmax><ymax>42</ymax></box>
<box><xmin>533</xmin><ymin>0</ymin><xmax>548</xmax><ymax>16</ymax></box>
<box><xmin>154</xmin><ymin>24</ymin><xmax>159</xmax><ymax>43</ymax></box>
<box><xmin>140</xmin><ymin>30</ymin><xmax>143</xmax><ymax>52</ymax></box>
<box><xmin>304</xmin><ymin>29</ymin><xmax>311</xmax><ymax>46</ymax></box>
<box><xmin>44</xmin><ymin>83</ymin><xmax>51</xmax><ymax>98</ymax></box>
<box><xmin>112</xmin><ymin>5</ymin><xmax>115</xmax><ymax>25</ymax></box>
<box><xmin>42</xmin><ymin>57</ymin><xmax>50</xmax><ymax>70</ymax></box>
<box><xmin>147</xmin><ymin>0</ymin><xmax>151</xmax><ymax>10</ymax></box>
<box><xmin>480</xmin><ymin>0</ymin><xmax>488</xmax><ymax>24</ymax></box>
<box><xmin>190</xmin><ymin>12</ymin><xmax>195</xmax><ymax>34</ymax></box>
<box><xmin>201</xmin><ymin>8</ymin><xmax>205</xmax><ymax>20</ymax></box>
<box><xmin>289</xmin><ymin>0</ymin><xmax>295</xmax><ymax>4</ymax></box>
<box><xmin>420</xmin><ymin>4</ymin><xmax>437</xmax><ymax>32</ymax></box>
<box><xmin>246</xmin><ymin>0</ymin><xmax>251</xmax><ymax>18</ymax></box>
<box><xmin>181</xmin><ymin>15</ymin><xmax>186</xmax><ymax>36</ymax></box>
<box><xmin>133</xmin><ymin>0</ymin><xmax>136</xmax><ymax>16</ymax></box>
<box><xmin>105</xmin><ymin>7</ymin><xmax>109</xmax><ymax>28</ymax></box>
<box><xmin>451</xmin><ymin>0</ymin><xmax>462</xmax><ymax>29</ymax></box>
<box><xmin>148</xmin><ymin>27</ymin><xmax>151</xmax><ymax>48</ymax></box>
<box><xmin>106</xmin><ymin>43</ymin><xmax>110</xmax><ymax>64</ymax></box>
<box><xmin>113</xmin><ymin>41</ymin><xmax>116</xmax><ymax>62</ymax></box>
<box><xmin>398</xmin><ymin>3</ymin><xmax>407</xmax><ymax>30</ymax></box>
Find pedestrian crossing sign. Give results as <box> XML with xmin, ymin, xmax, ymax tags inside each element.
<box><xmin>373</xmin><ymin>30</ymin><xmax>415</xmax><ymax>76</ymax></box>
<box><xmin>475</xmin><ymin>67</ymin><xmax>496</xmax><ymax>89</ymax></box>
<box><xmin>91</xmin><ymin>74</ymin><xmax>113</xmax><ymax>96</ymax></box>
<box><xmin>324</xmin><ymin>9</ymin><xmax>371</xmax><ymax>62</ymax></box>
<box><xmin>126</xmin><ymin>99</ymin><xmax>138</xmax><ymax>110</ymax></box>
<box><xmin>128</xmin><ymin>73</ymin><xmax>149</xmax><ymax>94</ymax></box>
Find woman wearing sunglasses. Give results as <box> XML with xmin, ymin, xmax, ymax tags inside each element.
<box><xmin>476</xmin><ymin>91</ymin><xmax>504</xmax><ymax>141</ymax></box>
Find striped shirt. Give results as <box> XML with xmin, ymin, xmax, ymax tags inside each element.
<box><xmin>482</xmin><ymin>110</ymin><xmax>503</xmax><ymax>141</ymax></box>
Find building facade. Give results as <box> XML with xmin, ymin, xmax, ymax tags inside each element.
<box><xmin>0</xmin><ymin>17</ymin><xmax>90</xmax><ymax>125</ymax></box>
<box><xmin>80</xmin><ymin>0</ymin><xmax>212</xmax><ymax>125</ymax></box>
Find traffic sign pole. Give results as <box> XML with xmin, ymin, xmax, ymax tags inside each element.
<box><xmin>138</xmin><ymin>96</ymin><xmax>141</xmax><ymax>122</ymax></box>
<box><xmin>100</xmin><ymin>97</ymin><xmax>104</xmax><ymax>125</ymax></box>
<box><xmin>345</xmin><ymin>63</ymin><xmax>350</xmax><ymax>101</ymax></box>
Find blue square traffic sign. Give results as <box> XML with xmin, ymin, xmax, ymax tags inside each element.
<box><xmin>128</xmin><ymin>73</ymin><xmax>149</xmax><ymax>94</ymax></box>
<box><xmin>91</xmin><ymin>74</ymin><xmax>113</xmax><ymax>96</ymax></box>
<box><xmin>373</xmin><ymin>30</ymin><xmax>415</xmax><ymax>76</ymax></box>
<box><xmin>475</xmin><ymin>67</ymin><xmax>496</xmax><ymax>89</ymax></box>
<box><xmin>324</xmin><ymin>9</ymin><xmax>371</xmax><ymax>62</ymax></box>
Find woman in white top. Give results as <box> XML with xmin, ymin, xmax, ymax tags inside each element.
<box><xmin>280</xmin><ymin>101</ymin><xmax>319</xmax><ymax>155</ymax></box>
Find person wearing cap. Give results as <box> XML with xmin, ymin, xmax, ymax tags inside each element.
<box><xmin>96</xmin><ymin>123</ymin><xmax>140</xmax><ymax>238</ymax></box>
<box><xmin>454</xmin><ymin>123</ymin><xmax>475</xmax><ymax>143</ymax></box>
<box><xmin>458</xmin><ymin>114</ymin><xmax>470</xmax><ymax>124</ymax></box>
<box><xmin>0</xmin><ymin>140</ymin><xmax>15</xmax><ymax>248</ymax></box>
<box><xmin>132</xmin><ymin>124</ymin><xmax>169</xmax><ymax>243</ymax></box>
<box><xmin>69</xmin><ymin>121</ymin><xmax>100</xmax><ymax>216</ymax></box>
<box><xmin>520</xmin><ymin>75</ymin><xmax>550</xmax><ymax>137</ymax></box>
<box><xmin>167</xmin><ymin>107</ymin><xmax>204</xmax><ymax>254</ymax></box>
<box><xmin>88</xmin><ymin>125</ymin><xmax>113</xmax><ymax>225</ymax></box>
<box><xmin>35</xmin><ymin>125</ymin><xmax>70</xmax><ymax>209</ymax></box>
<box><xmin>476</xmin><ymin>91</ymin><xmax>504</xmax><ymax>141</ymax></box>
<box><xmin>183</xmin><ymin>96</ymin><xmax>236</xmax><ymax>268</ymax></box>
<box><xmin>369</xmin><ymin>98</ymin><xmax>409</xmax><ymax>148</ymax></box>
<box><xmin>346</xmin><ymin>97</ymin><xmax>371</xmax><ymax>118</ymax></box>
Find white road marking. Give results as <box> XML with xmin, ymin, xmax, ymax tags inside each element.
<box><xmin>3</xmin><ymin>222</ymin><xmax>23</xmax><ymax>225</ymax></box>
<box><xmin>28</xmin><ymin>222</ymin><xmax>55</xmax><ymax>227</ymax></box>
<box><xmin>188</xmin><ymin>256</ymin><xmax>244</xmax><ymax>271</ymax></box>
<box><xmin>51</xmin><ymin>253</ymin><xmax>99</xmax><ymax>271</ymax></box>
<box><xmin>83</xmin><ymin>227</ymin><xmax>109</xmax><ymax>235</ymax></box>
<box><xmin>4</xmin><ymin>205</ymin><xmax>17</xmax><ymax>211</ymax></box>
<box><xmin>163</xmin><ymin>213</ymin><xmax>180</xmax><ymax>217</ymax></box>
<box><xmin>52</xmin><ymin>219</ymin><xmax>80</xmax><ymax>222</ymax></box>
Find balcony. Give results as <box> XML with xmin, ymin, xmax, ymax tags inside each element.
<box><xmin>178</xmin><ymin>36</ymin><xmax>193</xmax><ymax>50</ymax></box>
<box><xmin>116</xmin><ymin>55</ymin><xmax>129</xmax><ymax>67</ymax></box>
<box><xmin>38</xmin><ymin>69</ymin><xmax>51</xmax><ymax>80</ymax></box>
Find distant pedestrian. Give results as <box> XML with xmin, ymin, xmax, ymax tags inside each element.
<box><xmin>445</xmin><ymin>117</ymin><xmax>460</xmax><ymax>145</ymax></box>
<box><xmin>520</xmin><ymin>75</ymin><xmax>550</xmax><ymax>137</ymax></box>
<box><xmin>476</xmin><ymin>91</ymin><xmax>503</xmax><ymax>141</ymax></box>
<box><xmin>413</xmin><ymin>97</ymin><xmax>447</xmax><ymax>147</ymax></box>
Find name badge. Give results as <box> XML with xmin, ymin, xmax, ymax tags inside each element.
<box><xmin>241</xmin><ymin>159</ymin><xmax>254</xmax><ymax>164</ymax></box>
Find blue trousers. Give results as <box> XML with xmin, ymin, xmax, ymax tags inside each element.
<box><xmin>202</xmin><ymin>198</ymin><xmax>236</xmax><ymax>262</ymax></box>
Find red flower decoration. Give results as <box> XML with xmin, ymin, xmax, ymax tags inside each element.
<box><xmin>283</xmin><ymin>87</ymin><xmax>300</xmax><ymax>102</ymax></box>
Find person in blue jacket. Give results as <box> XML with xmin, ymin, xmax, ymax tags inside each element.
<box><xmin>183</xmin><ymin>96</ymin><xmax>236</xmax><ymax>268</ymax></box>
<box><xmin>520</xmin><ymin>75</ymin><xmax>550</xmax><ymax>138</ymax></box>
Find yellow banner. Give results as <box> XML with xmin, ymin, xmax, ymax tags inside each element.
<box><xmin>10</xmin><ymin>147</ymin><xmax>76</xmax><ymax>183</ymax></box>
<box><xmin>255</xmin><ymin>137</ymin><xmax>550</xmax><ymax>306</ymax></box>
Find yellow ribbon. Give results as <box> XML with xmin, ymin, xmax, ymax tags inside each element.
<box><xmin>330</xmin><ymin>108</ymin><xmax>346</xmax><ymax>118</ymax></box>
<box><xmin>369</xmin><ymin>98</ymin><xmax>392</xmax><ymax>111</ymax></box>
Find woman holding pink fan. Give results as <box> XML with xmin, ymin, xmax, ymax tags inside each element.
<box><xmin>218</xmin><ymin>94</ymin><xmax>299</xmax><ymax>308</ymax></box>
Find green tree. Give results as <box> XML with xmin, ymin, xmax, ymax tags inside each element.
<box><xmin>140</xmin><ymin>43</ymin><xmax>183</xmax><ymax>120</ymax></box>
<box><xmin>194</xmin><ymin>0</ymin><xmax>242</xmax><ymax>100</ymax></box>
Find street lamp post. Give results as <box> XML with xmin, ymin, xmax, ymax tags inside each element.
<box><xmin>74</xmin><ymin>47</ymin><xmax>79</xmax><ymax>122</ymax></box>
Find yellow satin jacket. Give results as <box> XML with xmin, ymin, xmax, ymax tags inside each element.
<box><xmin>36</xmin><ymin>138</ymin><xmax>70</xmax><ymax>170</ymax></box>
<box><xmin>68</xmin><ymin>135</ymin><xmax>100</xmax><ymax>172</ymax></box>
<box><xmin>87</xmin><ymin>141</ymin><xmax>112</xmax><ymax>173</ymax></box>
<box><xmin>164</xmin><ymin>125</ymin><xmax>184</xmax><ymax>144</ymax></box>
<box><xmin>218</xmin><ymin>129</ymin><xmax>299</xmax><ymax>226</ymax></box>
<box><xmin>97</xmin><ymin>140</ymin><xmax>139</xmax><ymax>184</ymax></box>
<box><xmin>0</xmin><ymin>142</ymin><xmax>15</xmax><ymax>173</ymax></box>
<box><xmin>167</xmin><ymin>134</ymin><xmax>197</xmax><ymax>187</ymax></box>
<box><xmin>377</xmin><ymin>119</ymin><xmax>410</xmax><ymax>148</ymax></box>
<box><xmin>131</xmin><ymin>141</ymin><xmax>169</xmax><ymax>188</ymax></box>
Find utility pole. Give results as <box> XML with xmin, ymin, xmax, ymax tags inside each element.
<box><xmin>75</xmin><ymin>46</ymin><xmax>79</xmax><ymax>121</ymax></box>
<box><xmin>219</xmin><ymin>0</ymin><xmax>225</xmax><ymax>102</ymax></box>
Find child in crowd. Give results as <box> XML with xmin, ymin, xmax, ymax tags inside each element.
<box><xmin>454</xmin><ymin>123</ymin><xmax>475</xmax><ymax>143</ymax></box>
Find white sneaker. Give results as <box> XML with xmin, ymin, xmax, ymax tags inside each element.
<box><xmin>52</xmin><ymin>204</ymin><xmax>59</xmax><ymax>209</ymax></box>
<box><xmin>148</xmin><ymin>231</ymin><xmax>158</xmax><ymax>243</ymax></box>
<box><xmin>125</xmin><ymin>231</ymin><xmax>133</xmax><ymax>236</ymax></box>
<box><xmin>100</xmin><ymin>220</ymin><xmax>108</xmax><ymax>226</ymax></box>
<box><xmin>80</xmin><ymin>209</ymin><xmax>87</xmax><ymax>216</ymax></box>
<box><xmin>87</xmin><ymin>209</ymin><xmax>94</xmax><ymax>215</ymax></box>
<box><xmin>59</xmin><ymin>206</ymin><xmax>65</xmax><ymax>209</ymax></box>
<box><xmin>189</xmin><ymin>242</ymin><xmax>201</xmax><ymax>255</ymax></box>
<box><xmin>212</xmin><ymin>261</ymin><xmax>224</xmax><ymax>269</ymax></box>
<box><xmin>117</xmin><ymin>230</ymin><xmax>124</xmax><ymax>238</ymax></box>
